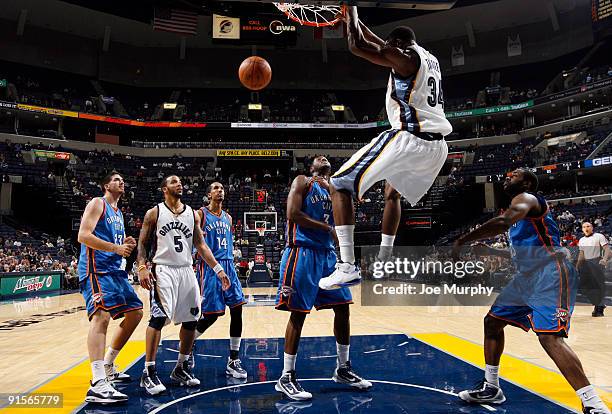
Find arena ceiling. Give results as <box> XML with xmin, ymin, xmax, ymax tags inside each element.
<box><xmin>61</xmin><ymin>0</ymin><xmax>501</xmax><ymax>25</ymax></box>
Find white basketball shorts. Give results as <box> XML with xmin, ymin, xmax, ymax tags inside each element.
<box><xmin>330</xmin><ymin>129</ymin><xmax>448</xmax><ymax>206</ymax></box>
<box><xmin>150</xmin><ymin>264</ymin><xmax>201</xmax><ymax>325</ymax></box>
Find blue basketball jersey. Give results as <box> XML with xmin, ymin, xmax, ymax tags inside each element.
<box><xmin>78</xmin><ymin>197</ymin><xmax>125</xmax><ymax>281</ymax></box>
<box><xmin>287</xmin><ymin>177</ymin><xmax>334</xmax><ymax>250</ymax></box>
<box><xmin>508</xmin><ymin>193</ymin><xmax>561</xmax><ymax>273</ymax></box>
<box><xmin>199</xmin><ymin>208</ymin><xmax>233</xmax><ymax>261</ymax></box>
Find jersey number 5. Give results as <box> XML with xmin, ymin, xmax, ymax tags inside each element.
<box><xmin>174</xmin><ymin>236</ymin><xmax>183</xmax><ymax>253</ymax></box>
<box><xmin>427</xmin><ymin>77</ymin><xmax>444</xmax><ymax>108</ymax></box>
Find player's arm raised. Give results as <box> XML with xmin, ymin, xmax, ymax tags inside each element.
<box><xmin>78</xmin><ymin>197</ymin><xmax>135</xmax><ymax>257</ymax></box>
<box><xmin>287</xmin><ymin>175</ymin><xmax>332</xmax><ymax>233</ymax></box>
<box><xmin>345</xmin><ymin>6</ymin><xmax>418</xmax><ymax>77</ymax></box>
<box><xmin>452</xmin><ymin>193</ymin><xmax>539</xmax><ymax>258</ymax></box>
<box><xmin>136</xmin><ymin>207</ymin><xmax>157</xmax><ymax>290</ymax></box>
<box><xmin>194</xmin><ymin>212</ymin><xmax>231</xmax><ymax>291</ymax></box>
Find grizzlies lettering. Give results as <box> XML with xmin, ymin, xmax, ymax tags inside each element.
<box><xmin>159</xmin><ymin>221</ymin><xmax>193</xmax><ymax>238</ymax></box>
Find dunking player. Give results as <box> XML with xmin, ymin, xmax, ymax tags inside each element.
<box><xmin>452</xmin><ymin>169</ymin><xmax>610</xmax><ymax>414</ymax></box>
<box><xmin>78</xmin><ymin>171</ymin><xmax>143</xmax><ymax>404</ymax></box>
<box><xmin>190</xmin><ymin>182</ymin><xmax>248</xmax><ymax>379</ymax></box>
<box><xmin>136</xmin><ymin>175</ymin><xmax>230</xmax><ymax>395</ymax></box>
<box><xmin>275</xmin><ymin>156</ymin><xmax>371</xmax><ymax>400</ymax></box>
<box><xmin>320</xmin><ymin>7</ymin><xmax>452</xmax><ymax>290</ymax></box>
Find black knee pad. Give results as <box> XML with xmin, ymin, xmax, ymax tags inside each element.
<box><xmin>148</xmin><ymin>316</ymin><xmax>167</xmax><ymax>330</ymax></box>
<box><xmin>182</xmin><ymin>321</ymin><xmax>197</xmax><ymax>331</ymax></box>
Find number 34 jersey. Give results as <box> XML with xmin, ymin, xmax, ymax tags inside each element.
<box><xmin>153</xmin><ymin>202</ymin><xmax>195</xmax><ymax>266</ymax></box>
<box><xmin>385</xmin><ymin>42</ymin><xmax>452</xmax><ymax>136</ymax></box>
<box><xmin>200</xmin><ymin>208</ymin><xmax>234</xmax><ymax>261</ymax></box>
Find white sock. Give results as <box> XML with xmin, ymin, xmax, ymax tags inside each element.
<box><xmin>485</xmin><ymin>364</ymin><xmax>499</xmax><ymax>387</ymax></box>
<box><xmin>177</xmin><ymin>353</ymin><xmax>188</xmax><ymax>365</ymax></box>
<box><xmin>230</xmin><ymin>337</ymin><xmax>241</xmax><ymax>351</ymax></box>
<box><xmin>91</xmin><ymin>360</ymin><xmax>106</xmax><ymax>383</ymax></box>
<box><xmin>337</xmin><ymin>343</ymin><xmax>350</xmax><ymax>366</ymax></box>
<box><xmin>577</xmin><ymin>385</ymin><xmax>608</xmax><ymax>410</ymax></box>
<box><xmin>104</xmin><ymin>347</ymin><xmax>119</xmax><ymax>365</ymax></box>
<box><xmin>283</xmin><ymin>352</ymin><xmax>297</xmax><ymax>374</ymax></box>
<box><xmin>336</xmin><ymin>225</ymin><xmax>355</xmax><ymax>264</ymax></box>
<box><xmin>380</xmin><ymin>234</ymin><xmax>395</xmax><ymax>247</ymax></box>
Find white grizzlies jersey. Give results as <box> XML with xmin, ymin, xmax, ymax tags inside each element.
<box><xmin>153</xmin><ymin>202</ymin><xmax>195</xmax><ymax>267</ymax></box>
<box><xmin>386</xmin><ymin>43</ymin><xmax>452</xmax><ymax>136</ymax></box>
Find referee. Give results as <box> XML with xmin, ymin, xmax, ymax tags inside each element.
<box><xmin>577</xmin><ymin>222</ymin><xmax>611</xmax><ymax>317</ymax></box>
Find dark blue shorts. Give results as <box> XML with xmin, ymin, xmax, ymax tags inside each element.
<box><xmin>80</xmin><ymin>270</ymin><xmax>143</xmax><ymax>320</ymax></box>
<box><xmin>489</xmin><ymin>258</ymin><xmax>578</xmax><ymax>337</ymax></box>
<box><xmin>276</xmin><ymin>246</ymin><xmax>353</xmax><ymax>313</ymax></box>
<box><xmin>197</xmin><ymin>259</ymin><xmax>246</xmax><ymax>315</ymax></box>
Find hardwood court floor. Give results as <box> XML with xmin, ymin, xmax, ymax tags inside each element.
<box><xmin>0</xmin><ymin>285</ymin><xmax>610</xmax><ymax>408</ymax></box>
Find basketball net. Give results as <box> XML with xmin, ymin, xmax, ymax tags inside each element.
<box><xmin>256</xmin><ymin>226</ymin><xmax>266</xmax><ymax>239</ymax></box>
<box><xmin>273</xmin><ymin>3</ymin><xmax>345</xmax><ymax>27</ymax></box>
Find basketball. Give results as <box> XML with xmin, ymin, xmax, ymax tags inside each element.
<box><xmin>238</xmin><ymin>56</ymin><xmax>272</xmax><ymax>91</ymax></box>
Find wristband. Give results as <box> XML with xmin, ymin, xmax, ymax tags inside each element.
<box><xmin>137</xmin><ymin>264</ymin><xmax>147</xmax><ymax>272</ymax></box>
<box><xmin>213</xmin><ymin>263</ymin><xmax>223</xmax><ymax>274</ymax></box>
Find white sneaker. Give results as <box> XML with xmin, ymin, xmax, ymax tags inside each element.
<box><xmin>105</xmin><ymin>363</ymin><xmax>131</xmax><ymax>383</ymax></box>
<box><xmin>85</xmin><ymin>378</ymin><xmax>128</xmax><ymax>404</ymax></box>
<box><xmin>319</xmin><ymin>262</ymin><xmax>361</xmax><ymax>290</ymax></box>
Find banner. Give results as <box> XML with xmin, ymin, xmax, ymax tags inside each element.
<box><xmin>507</xmin><ymin>34</ymin><xmax>522</xmax><ymax>57</ymax></box>
<box><xmin>446</xmin><ymin>100</ymin><xmax>533</xmax><ymax>119</ymax></box>
<box><xmin>534</xmin><ymin>77</ymin><xmax>612</xmax><ymax>104</ymax></box>
<box><xmin>33</xmin><ymin>150</ymin><xmax>71</xmax><ymax>161</ymax></box>
<box><xmin>584</xmin><ymin>156</ymin><xmax>612</xmax><ymax>168</ymax></box>
<box><xmin>0</xmin><ymin>272</ymin><xmax>62</xmax><ymax>298</ymax></box>
<box><xmin>239</xmin><ymin>17</ymin><xmax>297</xmax><ymax>45</ymax></box>
<box><xmin>451</xmin><ymin>45</ymin><xmax>464</xmax><ymax>67</ymax></box>
<box><xmin>217</xmin><ymin>149</ymin><xmax>292</xmax><ymax>157</ymax></box>
<box><xmin>213</xmin><ymin>14</ymin><xmax>240</xmax><ymax>39</ymax></box>
<box><xmin>230</xmin><ymin>121</ymin><xmax>384</xmax><ymax>129</ymax></box>
<box><xmin>78</xmin><ymin>113</ymin><xmax>207</xmax><ymax>128</ymax></box>
<box><xmin>0</xmin><ymin>101</ymin><xmax>17</xmax><ymax>109</ymax></box>
<box><xmin>17</xmin><ymin>103</ymin><xmax>78</xmax><ymax>118</ymax></box>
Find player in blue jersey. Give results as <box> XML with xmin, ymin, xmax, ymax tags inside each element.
<box><xmin>77</xmin><ymin>171</ymin><xmax>143</xmax><ymax>404</ymax></box>
<box><xmin>274</xmin><ymin>156</ymin><xmax>372</xmax><ymax>401</ymax></box>
<box><xmin>452</xmin><ymin>168</ymin><xmax>610</xmax><ymax>414</ymax></box>
<box><xmin>191</xmin><ymin>182</ymin><xmax>248</xmax><ymax>379</ymax></box>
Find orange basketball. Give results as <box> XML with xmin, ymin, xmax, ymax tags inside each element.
<box><xmin>238</xmin><ymin>56</ymin><xmax>272</xmax><ymax>91</ymax></box>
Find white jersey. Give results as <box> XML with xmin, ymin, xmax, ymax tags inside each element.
<box><xmin>153</xmin><ymin>202</ymin><xmax>195</xmax><ymax>267</ymax></box>
<box><xmin>386</xmin><ymin>43</ymin><xmax>452</xmax><ymax>136</ymax></box>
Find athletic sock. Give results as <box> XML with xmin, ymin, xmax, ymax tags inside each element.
<box><xmin>337</xmin><ymin>343</ymin><xmax>350</xmax><ymax>367</ymax></box>
<box><xmin>104</xmin><ymin>347</ymin><xmax>119</xmax><ymax>366</ymax></box>
<box><xmin>230</xmin><ymin>337</ymin><xmax>241</xmax><ymax>360</ymax></box>
<box><xmin>336</xmin><ymin>225</ymin><xmax>355</xmax><ymax>264</ymax></box>
<box><xmin>177</xmin><ymin>353</ymin><xmax>188</xmax><ymax>366</ymax></box>
<box><xmin>283</xmin><ymin>352</ymin><xmax>297</xmax><ymax>374</ymax></box>
<box><xmin>91</xmin><ymin>360</ymin><xmax>106</xmax><ymax>384</ymax></box>
<box><xmin>577</xmin><ymin>385</ymin><xmax>609</xmax><ymax>411</ymax></box>
<box><xmin>485</xmin><ymin>364</ymin><xmax>499</xmax><ymax>387</ymax></box>
<box><xmin>378</xmin><ymin>234</ymin><xmax>396</xmax><ymax>261</ymax></box>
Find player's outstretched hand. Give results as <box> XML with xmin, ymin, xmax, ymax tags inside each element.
<box><xmin>115</xmin><ymin>242</ymin><xmax>135</xmax><ymax>258</ymax></box>
<box><xmin>139</xmin><ymin>266</ymin><xmax>155</xmax><ymax>290</ymax></box>
<box><xmin>217</xmin><ymin>270</ymin><xmax>231</xmax><ymax>291</ymax></box>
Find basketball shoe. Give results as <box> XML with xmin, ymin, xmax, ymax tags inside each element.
<box><xmin>319</xmin><ymin>262</ymin><xmax>361</xmax><ymax>290</ymax></box>
<box><xmin>170</xmin><ymin>360</ymin><xmax>200</xmax><ymax>386</ymax></box>
<box><xmin>140</xmin><ymin>365</ymin><xmax>166</xmax><ymax>395</ymax></box>
<box><xmin>275</xmin><ymin>370</ymin><xmax>312</xmax><ymax>401</ymax></box>
<box><xmin>85</xmin><ymin>378</ymin><xmax>128</xmax><ymax>404</ymax></box>
<box><xmin>104</xmin><ymin>363</ymin><xmax>131</xmax><ymax>383</ymax></box>
<box><xmin>458</xmin><ymin>380</ymin><xmax>506</xmax><ymax>404</ymax></box>
<box><xmin>332</xmin><ymin>361</ymin><xmax>372</xmax><ymax>389</ymax></box>
<box><xmin>226</xmin><ymin>357</ymin><xmax>247</xmax><ymax>379</ymax></box>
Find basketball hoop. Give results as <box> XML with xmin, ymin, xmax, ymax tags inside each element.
<box><xmin>273</xmin><ymin>3</ymin><xmax>346</xmax><ymax>27</ymax></box>
<box><xmin>255</xmin><ymin>223</ymin><xmax>267</xmax><ymax>238</ymax></box>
